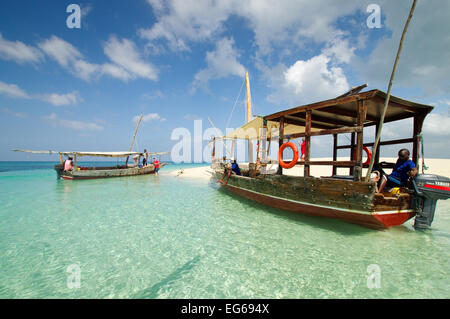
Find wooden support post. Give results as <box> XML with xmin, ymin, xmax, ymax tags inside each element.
<box><xmin>304</xmin><ymin>110</ymin><xmax>311</xmax><ymax>177</ymax></box>
<box><xmin>261</xmin><ymin>124</ymin><xmax>267</xmax><ymax>164</ymax></box>
<box><xmin>73</xmin><ymin>154</ymin><xmax>78</xmax><ymax>170</ymax></box>
<box><xmin>350</xmin><ymin>132</ymin><xmax>355</xmax><ymax>175</ymax></box>
<box><xmin>354</xmin><ymin>100</ymin><xmax>366</xmax><ymax>181</ymax></box>
<box><xmin>332</xmin><ymin>134</ymin><xmax>337</xmax><ymax>176</ymax></box>
<box><xmin>413</xmin><ymin>113</ymin><xmax>426</xmax><ymax>170</ymax></box>
<box><xmin>59</xmin><ymin>154</ymin><xmax>63</xmax><ymax>165</ymax></box>
<box><xmin>277</xmin><ymin>117</ymin><xmax>285</xmax><ymax>175</ymax></box>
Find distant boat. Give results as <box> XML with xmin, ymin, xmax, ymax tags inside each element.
<box><xmin>211</xmin><ymin>75</ymin><xmax>450</xmax><ymax>230</ymax></box>
<box><xmin>11</xmin><ymin>150</ymin><xmax>169</xmax><ymax>180</ymax></box>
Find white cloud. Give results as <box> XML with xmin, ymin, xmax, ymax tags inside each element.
<box><xmin>44</xmin><ymin>113</ymin><xmax>104</xmax><ymax>131</ymax></box>
<box><xmin>133</xmin><ymin>113</ymin><xmax>165</xmax><ymax>123</ymax></box>
<box><xmin>0</xmin><ymin>81</ymin><xmax>81</xmax><ymax>106</ymax></box>
<box><xmin>2</xmin><ymin>107</ymin><xmax>28</xmax><ymax>118</ymax></box>
<box><xmin>184</xmin><ymin>113</ymin><xmax>202</xmax><ymax>120</ymax></box>
<box><xmin>323</xmin><ymin>37</ymin><xmax>356</xmax><ymax>64</ymax></box>
<box><xmin>0</xmin><ymin>33</ymin><xmax>43</xmax><ymax>64</ymax></box>
<box><xmin>40</xmin><ymin>91</ymin><xmax>82</xmax><ymax>106</ymax></box>
<box><xmin>38</xmin><ymin>35</ymin><xmax>82</xmax><ymax>67</ymax></box>
<box><xmin>37</xmin><ymin>35</ymin><xmax>158</xmax><ymax>83</ymax></box>
<box><xmin>356</xmin><ymin>0</ymin><xmax>450</xmax><ymax>96</ymax></box>
<box><xmin>73</xmin><ymin>60</ymin><xmax>100</xmax><ymax>82</ymax></box>
<box><xmin>192</xmin><ymin>37</ymin><xmax>245</xmax><ymax>92</ymax></box>
<box><xmin>101</xmin><ymin>63</ymin><xmax>132</xmax><ymax>82</ymax></box>
<box><xmin>265</xmin><ymin>53</ymin><xmax>350</xmax><ymax>106</ymax></box>
<box><xmin>140</xmin><ymin>0</ymin><xmax>235</xmax><ymax>52</ymax></box>
<box><xmin>423</xmin><ymin>113</ymin><xmax>450</xmax><ymax>136</ymax></box>
<box><xmin>103</xmin><ymin>36</ymin><xmax>158</xmax><ymax>81</ymax></box>
<box><xmin>141</xmin><ymin>0</ymin><xmax>360</xmax><ymax>54</ymax></box>
<box><xmin>0</xmin><ymin>81</ymin><xmax>30</xmax><ymax>99</ymax></box>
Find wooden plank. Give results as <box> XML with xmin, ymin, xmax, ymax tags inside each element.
<box><xmin>332</xmin><ymin>134</ymin><xmax>337</xmax><ymax>176</ymax></box>
<box><xmin>277</xmin><ymin>117</ymin><xmax>284</xmax><ymax>175</ymax></box>
<box><xmin>350</xmin><ymin>132</ymin><xmax>355</xmax><ymax>176</ymax></box>
<box><xmin>288</xmin><ymin>112</ymin><xmax>352</xmax><ymax>127</ymax></box>
<box><xmin>264</xmin><ymin>90</ymin><xmax>379</xmax><ymax>121</ymax></box>
<box><xmin>354</xmin><ymin>100</ymin><xmax>366</xmax><ymax>181</ymax></box>
<box><xmin>319</xmin><ymin>106</ymin><xmax>379</xmax><ymax>122</ymax></box>
<box><xmin>304</xmin><ymin>110</ymin><xmax>311</xmax><ymax>176</ymax></box>
<box><xmin>337</xmin><ymin>137</ymin><xmax>415</xmax><ymax>149</ymax></box>
<box><xmin>282</xmin><ymin>116</ymin><xmax>333</xmax><ymax>130</ymax></box>
<box><xmin>288</xmin><ymin>126</ymin><xmax>362</xmax><ymax>139</ymax></box>
<box><xmin>297</xmin><ymin>160</ymin><xmax>357</xmax><ymax>167</ymax></box>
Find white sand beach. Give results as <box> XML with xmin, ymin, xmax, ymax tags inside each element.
<box><xmin>169</xmin><ymin>157</ymin><xmax>450</xmax><ymax>180</ymax></box>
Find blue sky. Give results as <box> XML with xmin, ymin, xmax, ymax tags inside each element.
<box><xmin>1</xmin><ymin>0</ymin><xmax>449</xmax><ymax>161</ymax></box>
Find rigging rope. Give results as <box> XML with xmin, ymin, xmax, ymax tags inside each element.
<box><xmin>225</xmin><ymin>76</ymin><xmax>246</xmax><ymax>130</ymax></box>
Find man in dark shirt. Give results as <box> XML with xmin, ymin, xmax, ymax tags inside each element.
<box><xmin>231</xmin><ymin>160</ymin><xmax>241</xmax><ymax>176</ymax></box>
<box><xmin>377</xmin><ymin>149</ymin><xmax>418</xmax><ymax>193</ymax></box>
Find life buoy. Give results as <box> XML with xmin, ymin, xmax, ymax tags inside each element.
<box><xmin>278</xmin><ymin>142</ymin><xmax>299</xmax><ymax>169</ymax></box>
<box><xmin>354</xmin><ymin>146</ymin><xmax>372</xmax><ymax>165</ymax></box>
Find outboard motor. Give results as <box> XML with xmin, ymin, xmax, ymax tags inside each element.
<box><xmin>409</xmin><ymin>174</ymin><xmax>450</xmax><ymax>230</ymax></box>
<box><xmin>54</xmin><ymin>164</ymin><xmax>64</xmax><ymax>179</ymax></box>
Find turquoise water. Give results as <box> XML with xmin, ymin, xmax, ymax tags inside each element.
<box><xmin>0</xmin><ymin>161</ymin><xmax>449</xmax><ymax>298</ymax></box>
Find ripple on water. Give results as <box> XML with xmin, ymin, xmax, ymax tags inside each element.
<box><xmin>0</xmin><ymin>164</ymin><xmax>449</xmax><ymax>298</ymax></box>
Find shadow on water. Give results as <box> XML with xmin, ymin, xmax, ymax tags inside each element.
<box><xmin>216</xmin><ymin>186</ymin><xmax>375</xmax><ymax>236</ymax></box>
<box><xmin>133</xmin><ymin>255</ymin><xmax>201</xmax><ymax>299</ymax></box>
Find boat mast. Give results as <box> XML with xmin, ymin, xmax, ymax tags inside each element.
<box><xmin>125</xmin><ymin>114</ymin><xmax>143</xmax><ymax>166</ymax></box>
<box><xmin>245</xmin><ymin>72</ymin><xmax>254</xmax><ymax>165</ymax></box>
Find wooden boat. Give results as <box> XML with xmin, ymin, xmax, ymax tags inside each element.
<box><xmin>12</xmin><ymin>150</ymin><xmax>169</xmax><ymax>180</ymax></box>
<box><xmin>211</xmin><ymin>76</ymin><xmax>449</xmax><ymax>230</ymax></box>
<box><xmin>13</xmin><ymin>114</ymin><xmax>169</xmax><ymax>180</ymax></box>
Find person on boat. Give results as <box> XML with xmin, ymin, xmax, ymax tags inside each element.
<box><xmin>217</xmin><ymin>160</ymin><xmax>241</xmax><ymax>185</ymax></box>
<box><xmin>153</xmin><ymin>157</ymin><xmax>160</xmax><ymax>175</ymax></box>
<box><xmin>142</xmin><ymin>149</ymin><xmax>148</xmax><ymax>166</ymax></box>
<box><xmin>132</xmin><ymin>155</ymin><xmax>139</xmax><ymax>167</ymax></box>
<box><xmin>232</xmin><ymin>159</ymin><xmax>242</xmax><ymax>176</ymax></box>
<box><xmin>63</xmin><ymin>157</ymin><xmax>74</xmax><ymax>171</ymax></box>
<box><xmin>377</xmin><ymin>148</ymin><xmax>418</xmax><ymax>193</ymax></box>
<box><xmin>300</xmin><ymin>138</ymin><xmax>306</xmax><ymax>160</ymax></box>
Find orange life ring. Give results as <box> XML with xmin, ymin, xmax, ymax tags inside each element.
<box><xmin>278</xmin><ymin>142</ymin><xmax>299</xmax><ymax>169</ymax></box>
<box><xmin>354</xmin><ymin>146</ymin><xmax>372</xmax><ymax>165</ymax></box>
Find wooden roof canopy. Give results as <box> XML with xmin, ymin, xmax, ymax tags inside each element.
<box><xmin>264</xmin><ymin>89</ymin><xmax>433</xmax><ymax>130</ymax></box>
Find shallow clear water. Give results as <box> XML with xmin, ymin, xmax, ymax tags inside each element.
<box><xmin>0</xmin><ymin>162</ymin><xmax>449</xmax><ymax>298</ymax></box>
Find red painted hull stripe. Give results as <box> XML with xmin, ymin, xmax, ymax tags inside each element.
<box><xmin>424</xmin><ymin>184</ymin><xmax>450</xmax><ymax>192</ymax></box>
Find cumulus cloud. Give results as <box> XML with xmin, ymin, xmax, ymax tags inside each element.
<box><xmin>264</xmin><ymin>52</ymin><xmax>350</xmax><ymax>106</ymax></box>
<box><xmin>0</xmin><ymin>33</ymin><xmax>43</xmax><ymax>64</ymax></box>
<box><xmin>40</xmin><ymin>91</ymin><xmax>83</xmax><ymax>106</ymax></box>
<box><xmin>0</xmin><ymin>81</ymin><xmax>30</xmax><ymax>99</ymax></box>
<box><xmin>37</xmin><ymin>35</ymin><xmax>158</xmax><ymax>82</ymax></box>
<box><xmin>141</xmin><ymin>0</ymin><xmax>360</xmax><ymax>54</ymax></box>
<box><xmin>192</xmin><ymin>37</ymin><xmax>245</xmax><ymax>92</ymax></box>
<box><xmin>140</xmin><ymin>0</ymin><xmax>235</xmax><ymax>52</ymax></box>
<box><xmin>103</xmin><ymin>36</ymin><xmax>158</xmax><ymax>81</ymax></box>
<box><xmin>133</xmin><ymin>113</ymin><xmax>166</xmax><ymax>123</ymax></box>
<box><xmin>356</xmin><ymin>0</ymin><xmax>450</xmax><ymax>96</ymax></box>
<box><xmin>0</xmin><ymin>81</ymin><xmax>81</xmax><ymax>106</ymax></box>
<box><xmin>43</xmin><ymin>113</ymin><xmax>104</xmax><ymax>131</ymax></box>
<box><xmin>38</xmin><ymin>35</ymin><xmax>82</xmax><ymax>67</ymax></box>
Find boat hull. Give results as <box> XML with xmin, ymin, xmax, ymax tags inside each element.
<box><xmin>57</xmin><ymin>163</ymin><xmax>166</xmax><ymax>180</ymax></box>
<box><xmin>214</xmin><ymin>171</ymin><xmax>416</xmax><ymax>230</ymax></box>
